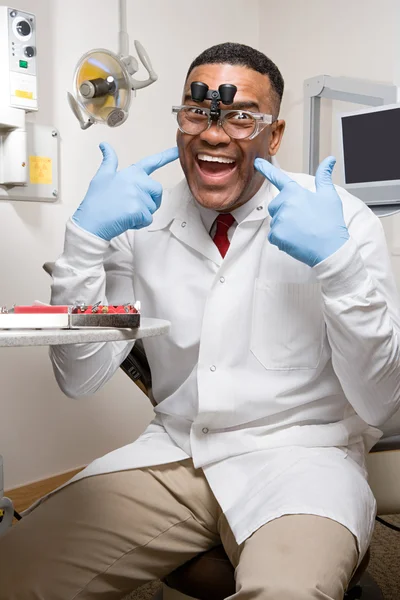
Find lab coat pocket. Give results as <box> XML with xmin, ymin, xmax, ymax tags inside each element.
<box><xmin>251</xmin><ymin>280</ymin><xmax>324</xmax><ymax>370</ymax></box>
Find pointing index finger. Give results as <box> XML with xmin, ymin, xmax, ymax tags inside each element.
<box><xmin>254</xmin><ymin>157</ymin><xmax>294</xmax><ymax>192</ymax></box>
<box><xmin>136</xmin><ymin>147</ymin><xmax>179</xmax><ymax>175</ymax></box>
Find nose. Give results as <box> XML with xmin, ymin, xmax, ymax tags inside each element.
<box><xmin>199</xmin><ymin>119</ymin><xmax>231</xmax><ymax>146</ymax></box>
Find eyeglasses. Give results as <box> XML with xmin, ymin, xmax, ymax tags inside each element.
<box><xmin>172</xmin><ymin>105</ymin><xmax>275</xmax><ymax>140</ymax></box>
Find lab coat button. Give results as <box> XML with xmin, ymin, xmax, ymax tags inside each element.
<box><xmin>181</xmin><ymin>221</ymin><xmax>187</xmax><ymax>227</ymax></box>
<box><xmin>257</xmin><ymin>205</ymin><xmax>263</xmax><ymax>211</ymax></box>
<box><xmin>210</xmin><ymin>365</ymin><xmax>216</xmax><ymax>372</ymax></box>
<box><xmin>219</xmin><ymin>277</ymin><xmax>225</xmax><ymax>283</ymax></box>
<box><xmin>202</xmin><ymin>427</ymin><xmax>209</xmax><ymax>434</ymax></box>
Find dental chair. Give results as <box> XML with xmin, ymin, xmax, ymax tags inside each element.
<box><xmin>123</xmin><ymin>341</ymin><xmax>393</xmax><ymax>600</ymax></box>
<box><xmin>42</xmin><ymin>261</ymin><xmax>396</xmax><ymax>599</ymax></box>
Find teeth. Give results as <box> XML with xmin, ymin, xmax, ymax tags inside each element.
<box><xmin>198</xmin><ymin>154</ymin><xmax>235</xmax><ymax>164</ymax></box>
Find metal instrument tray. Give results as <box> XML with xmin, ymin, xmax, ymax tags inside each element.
<box><xmin>69</xmin><ymin>312</ymin><xmax>140</xmax><ymax>328</ymax></box>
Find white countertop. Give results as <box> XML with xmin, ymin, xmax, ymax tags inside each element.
<box><xmin>0</xmin><ymin>317</ymin><xmax>170</xmax><ymax>347</ymax></box>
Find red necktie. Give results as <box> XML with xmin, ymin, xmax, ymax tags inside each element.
<box><xmin>212</xmin><ymin>213</ymin><xmax>235</xmax><ymax>258</ymax></box>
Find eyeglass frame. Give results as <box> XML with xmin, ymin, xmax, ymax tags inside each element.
<box><xmin>172</xmin><ymin>105</ymin><xmax>276</xmax><ymax>141</ymax></box>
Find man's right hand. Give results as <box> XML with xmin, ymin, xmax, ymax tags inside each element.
<box><xmin>72</xmin><ymin>143</ymin><xmax>179</xmax><ymax>241</ymax></box>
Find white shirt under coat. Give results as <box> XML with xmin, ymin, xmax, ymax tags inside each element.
<box><xmin>45</xmin><ymin>173</ymin><xmax>400</xmax><ymax>561</ymax></box>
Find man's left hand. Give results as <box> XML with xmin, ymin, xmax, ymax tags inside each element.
<box><xmin>254</xmin><ymin>156</ymin><xmax>350</xmax><ymax>267</ymax></box>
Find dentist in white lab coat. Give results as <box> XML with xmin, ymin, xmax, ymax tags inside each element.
<box><xmin>2</xmin><ymin>42</ymin><xmax>400</xmax><ymax>600</ymax></box>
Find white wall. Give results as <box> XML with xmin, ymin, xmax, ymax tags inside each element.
<box><xmin>0</xmin><ymin>0</ymin><xmax>259</xmax><ymax>488</ymax></box>
<box><xmin>259</xmin><ymin>0</ymin><xmax>398</xmax><ymax>173</ymax></box>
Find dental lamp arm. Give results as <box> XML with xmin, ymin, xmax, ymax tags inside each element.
<box><xmin>129</xmin><ymin>40</ymin><xmax>158</xmax><ymax>90</ymax></box>
<box><xmin>118</xmin><ymin>0</ymin><xmax>157</xmax><ymax>89</ymax></box>
<box><xmin>118</xmin><ymin>0</ymin><xmax>129</xmax><ymax>58</ymax></box>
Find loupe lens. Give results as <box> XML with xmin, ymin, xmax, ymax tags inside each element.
<box><xmin>178</xmin><ymin>107</ymin><xmax>208</xmax><ymax>135</ymax></box>
<box><xmin>222</xmin><ymin>112</ymin><xmax>256</xmax><ymax>139</ymax></box>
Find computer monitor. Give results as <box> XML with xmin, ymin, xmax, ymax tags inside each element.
<box><xmin>340</xmin><ymin>103</ymin><xmax>400</xmax><ymax>207</ymax></box>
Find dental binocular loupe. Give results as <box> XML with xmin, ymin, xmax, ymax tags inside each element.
<box><xmin>190</xmin><ymin>81</ymin><xmax>237</xmax><ymax>119</ymax></box>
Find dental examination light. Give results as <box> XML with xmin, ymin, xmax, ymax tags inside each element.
<box><xmin>67</xmin><ymin>0</ymin><xmax>157</xmax><ymax>130</ymax></box>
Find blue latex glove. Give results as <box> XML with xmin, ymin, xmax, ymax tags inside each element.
<box><xmin>254</xmin><ymin>156</ymin><xmax>350</xmax><ymax>267</ymax></box>
<box><xmin>72</xmin><ymin>143</ymin><xmax>179</xmax><ymax>241</ymax></box>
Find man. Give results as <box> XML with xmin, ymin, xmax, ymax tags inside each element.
<box><xmin>1</xmin><ymin>42</ymin><xmax>400</xmax><ymax>600</ymax></box>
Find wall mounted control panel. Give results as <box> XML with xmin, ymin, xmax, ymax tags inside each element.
<box><xmin>0</xmin><ymin>6</ymin><xmax>38</xmax><ymax>111</ymax></box>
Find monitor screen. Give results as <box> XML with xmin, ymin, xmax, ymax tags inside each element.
<box><xmin>342</xmin><ymin>106</ymin><xmax>400</xmax><ymax>184</ymax></box>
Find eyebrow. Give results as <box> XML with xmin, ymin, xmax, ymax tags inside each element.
<box><xmin>230</xmin><ymin>101</ymin><xmax>260</xmax><ymax>111</ymax></box>
<box><xmin>183</xmin><ymin>93</ymin><xmax>260</xmax><ymax>112</ymax></box>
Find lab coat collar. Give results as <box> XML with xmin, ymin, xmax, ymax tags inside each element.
<box><xmin>195</xmin><ymin>180</ymin><xmax>271</xmax><ymax>233</ymax></box>
<box><xmin>169</xmin><ymin>195</ymin><xmax>222</xmax><ymax>264</ymax></box>
<box><xmin>147</xmin><ymin>179</ymin><xmax>191</xmax><ymax>232</ymax></box>
<box><xmin>196</xmin><ymin>179</ymin><xmax>276</xmax><ymax>229</ymax></box>
<box><xmin>147</xmin><ymin>177</ymin><xmax>276</xmax><ymax>265</ymax></box>
<box><xmin>149</xmin><ymin>177</ymin><xmax>274</xmax><ymax>232</ymax></box>
<box><xmin>147</xmin><ymin>179</ymin><xmax>221</xmax><ymax>263</ymax></box>
<box><xmin>232</xmin><ymin>179</ymin><xmax>272</xmax><ymax>224</ymax></box>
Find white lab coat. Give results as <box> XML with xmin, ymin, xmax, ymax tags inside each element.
<box><xmin>46</xmin><ymin>173</ymin><xmax>400</xmax><ymax>561</ymax></box>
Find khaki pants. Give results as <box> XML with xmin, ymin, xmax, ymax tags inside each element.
<box><xmin>0</xmin><ymin>459</ymin><xmax>358</xmax><ymax>599</ymax></box>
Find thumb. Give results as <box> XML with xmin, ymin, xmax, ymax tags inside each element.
<box><xmin>254</xmin><ymin>157</ymin><xmax>294</xmax><ymax>192</ymax></box>
<box><xmin>315</xmin><ymin>156</ymin><xmax>336</xmax><ymax>192</ymax></box>
<box><xmin>97</xmin><ymin>142</ymin><xmax>118</xmax><ymax>176</ymax></box>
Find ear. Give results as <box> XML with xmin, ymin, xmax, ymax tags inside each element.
<box><xmin>269</xmin><ymin>119</ymin><xmax>285</xmax><ymax>156</ymax></box>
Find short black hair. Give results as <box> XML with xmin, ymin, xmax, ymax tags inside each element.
<box><xmin>186</xmin><ymin>42</ymin><xmax>284</xmax><ymax>107</ymax></box>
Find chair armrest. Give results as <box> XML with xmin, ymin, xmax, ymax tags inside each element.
<box><xmin>120</xmin><ymin>340</ymin><xmax>153</xmax><ymax>399</ymax></box>
<box><xmin>367</xmin><ymin>435</ymin><xmax>400</xmax><ymax>514</ymax></box>
<box><xmin>370</xmin><ymin>434</ymin><xmax>400</xmax><ymax>453</ymax></box>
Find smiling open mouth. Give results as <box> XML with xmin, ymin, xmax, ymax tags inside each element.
<box><xmin>196</xmin><ymin>153</ymin><xmax>237</xmax><ymax>177</ymax></box>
